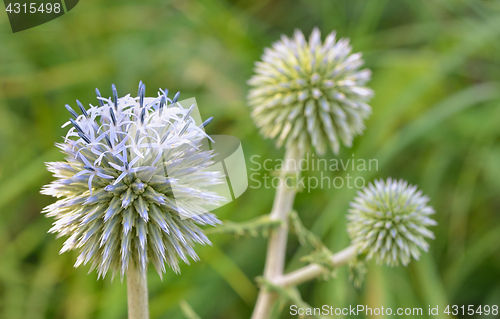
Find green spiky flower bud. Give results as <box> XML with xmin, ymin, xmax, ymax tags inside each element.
<box><xmin>347</xmin><ymin>178</ymin><xmax>437</xmax><ymax>266</ymax></box>
<box><xmin>248</xmin><ymin>28</ymin><xmax>373</xmax><ymax>154</ymax></box>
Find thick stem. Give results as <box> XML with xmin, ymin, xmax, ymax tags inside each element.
<box><xmin>274</xmin><ymin>245</ymin><xmax>358</xmax><ymax>287</ymax></box>
<box><xmin>251</xmin><ymin>147</ymin><xmax>302</xmax><ymax>319</ymax></box>
<box><xmin>127</xmin><ymin>263</ymin><xmax>149</xmax><ymax>319</ymax></box>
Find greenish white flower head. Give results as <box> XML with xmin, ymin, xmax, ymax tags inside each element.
<box><xmin>347</xmin><ymin>178</ymin><xmax>437</xmax><ymax>266</ymax></box>
<box><xmin>248</xmin><ymin>28</ymin><xmax>373</xmax><ymax>155</ymax></box>
<box><xmin>41</xmin><ymin>83</ymin><xmax>225</xmax><ymax>279</ymax></box>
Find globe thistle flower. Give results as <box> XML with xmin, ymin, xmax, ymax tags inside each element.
<box><xmin>247</xmin><ymin>28</ymin><xmax>373</xmax><ymax>155</ymax></box>
<box><xmin>41</xmin><ymin>83</ymin><xmax>225</xmax><ymax>279</ymax></box>
<box><xmin>346</xmin><ymin>178</ymin><xmax>437</xmax><ymax>266</ymax></box>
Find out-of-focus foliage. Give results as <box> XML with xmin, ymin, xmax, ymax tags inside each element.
<box><xmin>0</xmin><ymin>0</ymin><xmax>499</xmax><ymax>318</ymax></box>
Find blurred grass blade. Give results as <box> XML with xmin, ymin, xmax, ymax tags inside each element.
<box><xmin>207</xmin><ymin>244</ymin><xmax>257</xmax><ymax>305</ymax></box>
<box><xmin>0</xmin><ymin>149</ymin><xmax>60</xmax><ymax>211</ymax></box>
<box><xmin>179</xmin><ymin>300</ymin><xmax>202</xmax><ymax>319</ymax></box>
<box><xmin>375</xmin><ymin>82</ymin><xmax>499</xmax><ymax>167</ymax></box>
<box><xmin>445</xmin><ymin>224</ymin><xmax>500</xmax><ymax>298</ymax></box>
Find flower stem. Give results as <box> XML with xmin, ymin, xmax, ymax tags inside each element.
<box><xmin>251</xmin><ymin>147</ymin><xmax>302</xmax><ymax>319</ymax></box>
<box><xmin>274</xmin><ymin>245</ymin><xmax>358</xmax><ymax>287</ymax></box>
<box><xmin>127</xmin><ymin>263</ymin><xmax>149</xmax><ymax>319</ymax></box>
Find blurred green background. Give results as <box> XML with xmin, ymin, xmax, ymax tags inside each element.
<box><xmin>1</xmin><ymin>0</ymin><xmax>500</xmax><ymax>318</ymax></box>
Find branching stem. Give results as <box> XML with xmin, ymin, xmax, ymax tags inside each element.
<box><xmin>274</xmin><ymin>245</ymin><xmax>358</xmax><ymax>287</ymax></box>
<box><xmin>251</xmin><ymin>147</ymin><xmax>302</xmax><ymax>319</ymax></box>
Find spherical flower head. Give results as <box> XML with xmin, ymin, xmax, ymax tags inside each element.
<box><xmin>247</xmin><ymin>28</ymin><xmax>373</xmax><ymax>155</ymax></box>
<box><xmin>347</xmin><ymin>178</ymin><xmax>437</xmax><ymax>267</ymax></box>
<box><xmin>41</xmin><ymin>83</ymin><xmax>225</xmax><ymax>279</ymax></box>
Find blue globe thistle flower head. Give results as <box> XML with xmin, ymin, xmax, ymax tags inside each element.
<box><xmin>248</xmin><ymin>28</ymin><xmax>373</xmax><ymax>155</ymax></box>
<box><xmin>347</xmin><ymin>178</ymin><xmax>437</xmax><ymax>267</ymax></box>
<box><xmin>41</xmin><ymin>83</ymin><xmax>225</xmax><ymax>279</ymax></box>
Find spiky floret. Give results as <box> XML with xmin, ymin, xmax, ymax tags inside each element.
<box><xmin>346</xmin><ymin>178</ymin><xmax>437</xmax><ymax>267</ymax></box>
<box><xmin>41</xmin><ymin>83</ymin><xmax>225</xmax><ymax>279</ymax></box>
<box><xmin>247</xmin><ymin>28</ymin><xmax>373</xmax><ymax>155</ymax></box>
